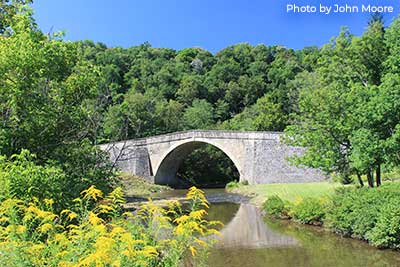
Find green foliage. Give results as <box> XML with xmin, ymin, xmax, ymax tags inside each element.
<box><xmin>0</xmin><ymin>10</ymin><xmax>115</xmax><ymax>203</ymax></box>
<box><xmin>262</xmin><ymin>183</ymin><xmax>400</xmax><ymax>249</ymax></box>
<box><xmin>326</xmin><ymin>187</ymin><xmax>381</xmax><ymax>238</ymax></box>
<box><xmin>367</xmin><ymin>199</ymin><xmax>400</xmax><ymax>248</ymax></box>
<box><xmin>263</xmin><ymin>195</ymin><xmax>326</xmax><ymax>224</ymax></box>
<box><xmin>0</xmin><ymin>150</ymin><xmax>65</xmax><ymax>204</ymax></box>
<box><xmin>183</xmin><ymin>99</ymin><xmax>215</xmax><ymax>130</ymax></box>
<box><xmin>0</xmin><ymin>149</ymin><xmax>114</xmax><ymax>212</ymax></box>
<box><xmin>225</xmin><ymin>181</ymin><xmax>240</xmax><ymax>189</ymax></box>
<box><xmin>225</xmin><ymin>180</ymin><xmax>249</xmax><ymax>190</ymax></box>
<box><xmin>290</xmin><ymin>197</ymin><xmax>326</xmax><ymax>225</ymax></box>
<box><xmin>222</xmin><ymin>93</ymin><xmax>287</xmax><ymax>131</ymax></box>
<box><xmin>325</xmin><ymin>183</ymin><xmax>400</xmax><ymax>248</ymax></box>
<box><xmin>0</xmin><ymin>0</ymin><xmax>33</xmax><ymax>35</ymax></box>
<box><xmin>177</xmin><ymin>144</ymin><xmax>239</xmax><ymax>188</ymax></box>
<box><xmin>331</xmin><ymin>172</ymin><xmax>354</xmax><ymax>185</ymax></box>
<box><xmin>262</xmin><ymin>196</ymin><xmax>290</xmax><ymax>219</ymax></box>
<box><xmin>120</xmin><ymin>173</ymin><xmax>170</xmax><ymax>197</ymax></box>
<box><xmin>283</xmin><ymin>19</ymin><xmax>399</xmax><ymax>188</ymax></box>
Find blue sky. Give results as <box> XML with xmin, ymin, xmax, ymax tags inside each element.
<box><xmin>32</xmin><ymin>0</ymin><xmax>400</xmax><ymax>53</ymax></box>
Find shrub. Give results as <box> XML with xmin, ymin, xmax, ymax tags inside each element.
<box><xmin>0</xmin><ymin>149</ymin><xmax>116</xmax><ymax>212</ymax></box>
<box><xmin>325</xmin><ymin>183</ymin><xmax>400</xmax><ymax>248</ymax></box>
<box><xmin>324</xmin><ymin>187</ymin><xmax>371</xmax><ymax>237</ymax></box>
<box><xmin>263</xmin><ymin>195</ymin><xmax>290</xmax><ymax>218</ymax></box>
<box><xmin>0</xmin><ymin>150</ymin><xmax>65</xmax><ymax>205</ymax></box>
<box><xmin>366</xmin><ymin>199</ymin><xmax>400</xmax><ymax>248</ymax></box>
<box><xmin>290</xmin><ymin>197</ymin><xmax>326</xmax><ymax>225</ymax></box>
<box><xmin>226</xmin><ymin>180</ymin><xmax>240</xmax><ymax>189</ymax></box>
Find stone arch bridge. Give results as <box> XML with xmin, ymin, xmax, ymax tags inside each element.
<box><xmin>100</xmin><ymin>130</ymin><xmax>324</xmax><ymax>186</ymax></box>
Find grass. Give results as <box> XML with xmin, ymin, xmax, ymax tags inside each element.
<box><xmin>228</xmin><ymin>182</ymin><xmax>343</xmax><ymax>206</ymax></box>
<box><xmin>119</xmin><ymin>173</ymin><xmax>170</xmax><ymax>197</ymax></box>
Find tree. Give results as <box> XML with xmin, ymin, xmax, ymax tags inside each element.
<box><xmin>222</xmin><ymin>93</ymin><xmax>287</xmax><ymax>131</ymax></box>
<box><xmin>0</xmin><ymin>0</ymin><xmax>32</xmax><ymax>35</ymax></box>
<box><xmin>283</xmin><ymin>14</ymin><xmax>397</xmax><ymax>187</ymax></box>
<box><xmin>103</xmin><ymin>92</ymin><xmax>158</xmax><ymax>140</ymax></box>
<box><xmin>157</xmin><ymin>99</ymin><xmax>185</xmax><ymax>133</ymax></box>
<box><xmin>176</xmin><ymin>75</ymin><xmax>205</xmax><ymax>106</ymax></box>
<box><xmin>183</xmin><ymin>99</ymin><xmax>215</xmax><ymax>130</ymax></box>
<box><xmin>0</xmin><ymin>8</ymin><xmax>115</xmax><ymax>202</ymax></box>
<box><xmin>283</xmin><ymin>25</ymin><xmax>387</xmax><ymax>186</ymax></box>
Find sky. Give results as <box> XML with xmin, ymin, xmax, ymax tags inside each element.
<box><xmin>32</xmin><ymin>0</ymin><xmax>400</xmax><ymax>53</ymax></box>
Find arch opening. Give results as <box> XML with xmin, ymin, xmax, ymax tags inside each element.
<box><xmin>154</xmin><ymin>141</ymin><xmax>240</xmax><ymax>188</ymax></box>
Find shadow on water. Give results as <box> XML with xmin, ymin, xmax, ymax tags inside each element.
<box><xmin>207</xmin><ymin>202</ymin><xmax>400</xmax><ymax>267</ymax></box>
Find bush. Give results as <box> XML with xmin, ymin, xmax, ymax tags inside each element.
<box><xmin>261</xmin><ymin>183</ymin><xmax>400</xmax><ymax>249</ymax></box>
<box><xmin>366</xmin><ymin>199</ymin><xmax>400</xmax><ymax>248</ymax></box>
<box><xmin>263</xmin><ymin>195</ymin><xmax>290</xmax><ymax>218</ymax></box>
<box><xmin>325</xmin><ymin>183</ymin><xmax>400</xmax><ymax>248</ymax></box>
<box><xmin>290</xmin><ymin>197</ymin><xmax>326</xmax><ymax>225</ymax></box>
<box><xmin>0</xmin><ymin>149</ymin><xmax>116</xmax><ymax>212</ymax></box>
<box><xmin>226</xmin><ymin>180</ymin><xmax>240</xmax><ymax>189</ymax></box>
<box><xmin>0</xmin><ymin>150</ymin><xmax>65</xmax><ymax>205</ymax></box>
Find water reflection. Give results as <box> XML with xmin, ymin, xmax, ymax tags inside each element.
<box><xmin>207</xmin><ymin>202</ymin><xmax>400</xmax><ymax>267</ymax></box>
<box><xmin>216</xmin><ymin>204</ymin><xmax>298</xmax><ymax>249</ymax></box>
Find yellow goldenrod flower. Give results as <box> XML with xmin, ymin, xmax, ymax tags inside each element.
<box><xmin>81</xmin><ymin>185</ymin><xmax>103</xmax><ymax>201</ymax></box>
<box><xmin>39</xmin><ymin>223</ymin><xmax>53</xmax><ymax>233</ymax></box>
<box><xmin>44</xmin><ymin>198</ymin><xmax>54</xmax><ymax>206</ymax></box>
<box><xmin>88</xmin><ymin>212</ymin><xmax>104</xmax><ymax>225</ymax></box>
<box><xmin>189</xmin><ymin>209</ymin><xmax>207</xmax><ymax>220</ymax></box>
<box><xmin>189</xmin><ymin>245</ymin><xmax>197</xmax><ymax>256</ymax></box>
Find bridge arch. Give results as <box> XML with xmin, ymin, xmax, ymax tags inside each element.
<box><xmin>153</xmin><ymin>139</ymin><xmax>244</xmax><ymax>187</ymax></box>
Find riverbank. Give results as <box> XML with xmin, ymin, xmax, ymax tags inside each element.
<box><xmin>119</xmin><ymin>173</ymin><xmax>171</xmax><ymax>197</ymax></box>
<box><xmin>227</xmin><ymin>182</ymin><xmax>341</xmax><ymax>206</ymax></box>
<box><xmin>230</xmin><ymin>181</ymin><xmax>400</xmax><ymax>250</ymax></box>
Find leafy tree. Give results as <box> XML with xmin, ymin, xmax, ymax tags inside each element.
<box><xmin>283</xmin><ymin>28</ymin><xmax>359</xmax><ymax>183</ymax></box>
<box><xmin>223</xmin><ymin>93</ymin><xmax>286</xmax><ymax>131</ymax></box>
<box><xmin>103</xmin><ymin>92</ymin><xmax>159</xmax><ymax>139</ymax></box>
<box><xmin>0</xmin><ymin>0</ymin><xmax>32</xmax><ymax>34</ymax></box>
<box><xmin>176</xmin><ymin>74</ymin><xmax>205</xmax><ymax>106</ymax></box>
<box><xmin>284</xmin><ymin>19</ymin><xmax>392</xmax><ymax>187</ymax></box>
<box><xmin>183</xmin><ymin>99</ymin><xmax>215</xmax><ymax>130</ymax></box>
<box><xmin>159</xmin><ymin>99</ymin><xmax>185</xmax><ymax>133</ymax></box>
<box><xmin>0</xmin><ymin>8</ymin><xmax>114</xmax><ymax>201</ymax></box>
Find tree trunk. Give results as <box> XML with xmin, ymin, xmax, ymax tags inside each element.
<box><xmin>356</xmin><ymin>173</ymin><xmax>364</xmax><ymax>187</ymax></box>
<box><xmin>376</xmin><ymin>164</ymin><xmax>381</xmax><ymax>187</ymax></box>
<box><xmin>367</xmin><ymin>171</ymin><xmax>374</xmax><ymax>187</ymax></box>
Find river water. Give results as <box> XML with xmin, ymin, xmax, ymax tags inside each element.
<box><xmin>150</xmin><ymin>189</ymin><xmax>400</xmax><ymax>267</ymax></box>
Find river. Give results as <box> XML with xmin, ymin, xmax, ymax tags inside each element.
<box><xmin>149</xmin><ymin>189</ymin><xmax>400</xmax><ymax>267</ymax></box>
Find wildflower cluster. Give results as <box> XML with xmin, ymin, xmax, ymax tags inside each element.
<box><xmin>0</xmin><ymin>186</ymin><xmax>220</xmax><ymax>267</ymax></box>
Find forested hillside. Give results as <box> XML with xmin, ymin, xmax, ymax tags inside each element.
<box><xmin>79</xmin><ymin>41</ymin><xmax>318</xmax><ymax>140</ymax></box>
<box><xmin>1</xmin><ymin>1</ymin><xmax>400</xmax><ymax>188</ymax></box>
